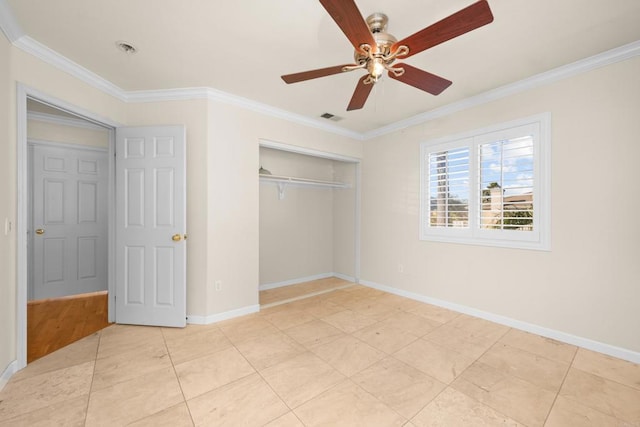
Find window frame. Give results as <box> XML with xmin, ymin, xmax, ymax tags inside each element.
<box><xmin>420</xmin><ymin>113</ymin><xmax>551</xmax><ymax>251</ymax></box>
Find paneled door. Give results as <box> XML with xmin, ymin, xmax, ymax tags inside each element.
<box><xmin>30</xmin><ymin>143</ymin><xmax>108</xmax><ymax>300</ymax></box>
<box><xmin>115</xmin><ymin>126</ymin><xmax>186</xmax><ymax>327</ymax></box>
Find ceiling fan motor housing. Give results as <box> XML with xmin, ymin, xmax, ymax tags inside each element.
<box><xmin>354</xmin><ymin>13</ymin><xmax>398</xmax><ymax>64</ymax></box>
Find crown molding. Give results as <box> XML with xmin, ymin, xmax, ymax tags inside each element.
<box><xmin>4</xmin><ymin>0</ymin><xmax>639</xmax><ymax>143</ymax></box>
<box><xmin>363</xmin><ymin>39</ymin><xmax>640</xmax><ymax>140</ymax></box>
<box><xmin>11</xmin><ymin>33</ymin><xmax>363</xmax><ymax>139</ymax></box>
<box><xmin>126</xmin><ymin>87</ymin><xmax>364</xmax><ymax>140</ymax></box>
<box><xmin>13</xmin><ymin>36</ymin><xmax>128</xmax><ymax>102</ymax></box>
<box><xmin>0</xmin><ymin>0</ymin><xmax>23</xmax><ymax>42</ymax></box>
<box><xmin>203</xmin><ymin>87</ymin><xmax>365</xmax><ymax>140</ymax></box>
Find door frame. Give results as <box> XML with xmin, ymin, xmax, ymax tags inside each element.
<box><xmin>16</xmin><ymin>83</ymin><xmax>121</xmax><ymax>368</ymax></box>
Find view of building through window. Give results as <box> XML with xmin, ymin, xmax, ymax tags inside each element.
<box><xmin>421</xmin><ymin>114</ymin><xmax>549</xmax><ymax>250</ymax></box>
<box><xmin>428</xmin><ymin>147</ymin><xmax>469</xmax><ymax>228</ymax></box>
<box><xmin>479</xmin><ymin>136</ymin><xmax>534</xmax><ymax>231</ymax></box>
<box><xmin>428</xmin><ymin>136</ymin><xmax>534</xmax><ymax>231</ymax></box>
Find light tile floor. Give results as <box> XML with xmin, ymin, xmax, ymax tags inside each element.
<box><xmin>1</xmin><ymin>283</ymin><xmax>640</xmax><ymax>426</ymax></box>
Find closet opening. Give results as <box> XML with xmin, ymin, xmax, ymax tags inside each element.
<box><xmin>258</xmin><ymin>140</ymin><xmax>360</xmax><ymax>307</ymax></box>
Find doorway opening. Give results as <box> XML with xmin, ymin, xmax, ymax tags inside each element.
<box><xmin>26</xmin><ymin>99</ymin><xmax>112</xmax><ymax>362</ymax></box>
<box><xmin>16</xmin><ymin>85</ymin><xmax>120</xmax><ymax>368</ymax></box>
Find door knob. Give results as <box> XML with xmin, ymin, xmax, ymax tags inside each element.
<box><xmin>172</xmin><ymin>234</ymin><xmax>182</xmax><ymax>242</ymax></box>
<box><xmin>35</xmin><ymin>228</ymin><xmax>45</xmax><ymax>235</ymax></box>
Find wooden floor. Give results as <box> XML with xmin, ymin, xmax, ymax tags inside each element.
<box><xmin>27</xmin><ymin>290</ymin><xmax>110</xmax><ymax>363</ymax></box>
<box><xmin>259</xmin><ymin>277</ymin><xmax>354</xmax><ymax>307</ymax></box>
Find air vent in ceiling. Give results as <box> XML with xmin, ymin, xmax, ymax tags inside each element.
<box><xmin>116</xmin><ymin>41</ymin><xmax>137</xmax><ymax>54</ymax></box>
<box><xmin>320</xmin><ymin>112</ymin><xmax>343</xmax><ymax>122</ymax></box>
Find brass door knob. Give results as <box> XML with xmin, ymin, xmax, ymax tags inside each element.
<box><xmin>35</xmin><ymin>228</ymin><xmax>45</xmax><ymax>235</ymax></box>
<box><xmin>172</xmin><ymin>234</ymin><xmax>182</xmax><ymax>242</ymax></box>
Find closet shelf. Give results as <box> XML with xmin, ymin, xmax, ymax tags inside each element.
<box><xmin>260</xmin><ymin>173</ymin><xmax>348</xmax><ymax>188</ymax></box>
<box><xmin>259</xmin><ymin>173</ymin><xmax>349</xmax><ymax>199</ymax></box>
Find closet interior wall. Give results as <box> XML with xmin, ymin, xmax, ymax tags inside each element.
<box><xmin>259</xmin><ymin>147</ymin><xmax>356</xmax><ymax>288</ymax></box>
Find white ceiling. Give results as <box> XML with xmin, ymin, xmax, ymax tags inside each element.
<box><xmin>5</xmin><ymin>0</ymin><xmax>640</xmax><ymax>134</ymax></box>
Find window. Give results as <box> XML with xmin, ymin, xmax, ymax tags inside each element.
<box><xmin>420</xmin><ymin>113</ymin><xmax>550</xmax><ymax>250</ymax></box>
<box><xmin>428</xmin><ymin>146</ymin><xmax>469</xmax><ymax>228</ymax></box>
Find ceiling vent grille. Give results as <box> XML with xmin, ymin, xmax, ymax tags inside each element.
<box><xmin>320</xmin><ymin>112</ymin><xmax>343</xmax><ymax>122</ymax></box>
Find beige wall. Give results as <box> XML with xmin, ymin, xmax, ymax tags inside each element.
<box><xmin>27</xmin><ymin>119</ymin><xmax>110</xmax><ymax>147</ymax></box>
<box><xmin>205</xmin><ymin>100</ymin><xmax>362</xmax><ymax>315</ymax></box>
<box><xmin>258</xmin><ymin>147</ymin><xmax>358</xmax><ymax>286</ymax></box>
<box><xmin>361</xmin><ymin>56</ymin><xmax>640</xmax><ymax>353</ymax></box>
<box><xmin>11</xmin><ymin>49</ymin><xmax>126</xmax><ymax>123</ymax></box>
<box><xmin>0</xmin><ymin>40</ymin><xmax>363</xmax><ymax>377</ymax></box>
<box><xmin>332</xmin><ymin>161</ymin><xmax>357</xmax><ymax>278</ymax></box>
<box><xmin>0</xmin><ymin>33</ymin><xmax>16</xmax><ymax>378</ymax></box>
<box><xmin>259</xmin><ymin>148</ymin><xmax>336</xmax><ymax>285</ymax></box>
<box><xmin>0</xmin><ymin>45</ymin><xmax>126</xmax><ymax>377</ymax></box>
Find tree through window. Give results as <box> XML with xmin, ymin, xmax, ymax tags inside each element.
<box><xmin>420</xmin><ymin>114</ymin><xmax>550</xmax><ymax>250</ymax></box>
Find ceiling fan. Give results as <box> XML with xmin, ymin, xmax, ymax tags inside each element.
<box><xmin>281</xmin><ymin>0</ymin><xmax>494</xmax><ymax>111</ymax></box>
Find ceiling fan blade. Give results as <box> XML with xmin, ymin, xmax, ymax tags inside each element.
<box><xmin>388</xmin><ymin>64</ymin><xmax>452</xmax><ymax>95</ymax></box>
<box><xmin>347</xmin><ymin>75</ymin><xmax>374</xmax><ymax>111</ymax></box>
<box><xmin>392</xmin><ymin>0</ymin><xmax>493</xmax><ymax>59</ymax></box>
<box><xmin>281</xmin><ymin>64</ymin><xmax>356</xmax><ymax>84</ymax></box>
<box><xmin>319</xmin><ymin>0</ymin><xmax>377</xmax><ymax>53</ymax></box>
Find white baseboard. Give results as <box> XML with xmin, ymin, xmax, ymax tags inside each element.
<box><xmin>360</xmin><ymin>279</ymin><xmax>640</xmax><ymax>364</ymax></box>
<box><xmin>189</xmin><ymin>273</ymin><xmax>359</xmax><ymax>325</ymax></box>
<box><xmin>259</xmin><ymin>272</ymin><xmax>355</xmax><ymax>291</ymax></box>
<box><xmin>333</xmin><ymin>272</ymin><xmax>357</xmax><ymax>283</ymax></box>
<box><xmin>0</xmin><ymin>360</ymin><xmax>18</xmax><ymax>391</ymax></box>
<box><xmin>260</xmin><ymin>283</ymin><xmax>355</xmax><ymax>309</ymax></box>
<box><xmin>187</xmin><ymin>304</ymin><xmax>260</xmax><ymax>325</ymax></box>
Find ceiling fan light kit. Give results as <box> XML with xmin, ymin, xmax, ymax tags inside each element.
<box><xmin>281</xmin><ymin>0</ymin><xmax>494</xmax><ymax>111</ymax></box>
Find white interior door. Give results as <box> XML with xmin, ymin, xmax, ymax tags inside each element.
<box><xmin>30</xmin><ymin>143</ymin><xmax>108</xmax><ymax>300</ymax></box>
<box><xmin>115</xmin><ymin>126</ymin><xmax>186</xmax><ymax>327</ymax></box>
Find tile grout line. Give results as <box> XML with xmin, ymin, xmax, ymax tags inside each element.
<box><xmin>321</xmin><ymin>303</ymin><xmax>428</xmax><ymax>424</ymax></box>
<box><xmin>83</xmin><ymin>330</ymin><xmax>103</xmax><ymax>426</ymax></box>
<box><xmin>435</xmin><ymin>326</ymin><xmax>524</xmax><ymax>424</ymax></box>
<box><xmin>569</xmin><ymin>360</ymin><xmax>640</xmax><ymax>393</ymax></box>
<box><xmin>468</xmin><ymin>332</ymin><xmax>578</xmax><ymax>396</ymax></box>
<box><xmin>160</xmin><ymin>327</ymin><xmax>196</xmax><ymax>427</ymax></box>
<box><xmin>344</xmin><ymin>300</ymin><xmax>461</xmax><ymax>424</ymax></box>
<box><xmin>541</xmin><ymin>342</ymin><xmax>579</xmax><ymax>426</ymax></box>
<box><xmin>215</xmin><ymin>319</ymin><xmax>303</xmax><ymax>422</ymax></box>
<box><xmin>343</xmin><ymin>316</ymin><xmax>417</xmax><ymax>423</ymax></box>
<box><xmin>393</xmin><ymin>310</ymin><xmax>511</xmax><ymax>424</ymax></box>
<box><xmin>382</xmin><ymin>310</ymin><xmax>458</xmax><ymax>422</ymax></box>
<box><xmin>0</xmin><ymin>332</ymin><xmax>104</xmax><ymax>425</ymax></box>
<box><xmin>242</xmin><ymin>325</ymin><xmax>323</xmax><ymax>417</ymax></box>
<box><xmin>227</xmin><ymin>337</ymin><xmax>299</xmax><ymax>425</ymax></box>
<box><xmin>554</xmin><ymin>363</ymin><xmax>640</xmax><ymax>424</ymax></box>
<box><xmin>260</xmin><ymin>290</ymin><xmax>409</xmax><ymax>424</ymax></box>
<box><xmin>346</xmin><ymin>376</ymin><xmax>412</xmax><ymax>425</ymax></box>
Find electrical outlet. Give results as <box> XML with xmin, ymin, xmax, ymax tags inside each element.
<box><xmin>215</xmin><ymin>280</ymin><xmax>222</xmax><ymax>291</ymax></box>
<box><xmin>398</xmin><ymin>264</ymin><xmax>404</xmax><ymax>273</ymax></box>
